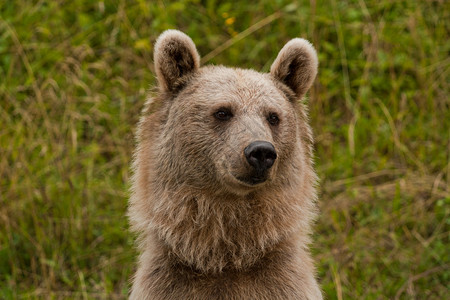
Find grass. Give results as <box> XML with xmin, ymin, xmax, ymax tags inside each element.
<box><xmin>1</xmin><ymin>0</ymin><xmax>449</xmax><ymax>299</ymax></box>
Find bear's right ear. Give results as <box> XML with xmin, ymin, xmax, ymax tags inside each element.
<box><xmin>270</xmin><ymin>38</ymin><xmax>318</xmax><ymax>100</ymax></box>
<box><xmin>154</xmin><ymin>30</ymin><xmax>200</xmax><ymax>92</ymax></box>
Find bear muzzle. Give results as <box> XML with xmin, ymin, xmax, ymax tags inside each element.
<box><xmin>239</xmin><ymin>141</ymin><xmax>277</xmax><ymax>185</ymax></box>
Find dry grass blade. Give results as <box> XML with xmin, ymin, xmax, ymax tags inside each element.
<box><xmin>201</xmin><ymin>11</ymin><xmax>282</xmax><ymax>64</ymax></box>
<box><xmin>394</xmin><ymin>264</ymin><xmax>449</xmax><ymax>300</ymax></box>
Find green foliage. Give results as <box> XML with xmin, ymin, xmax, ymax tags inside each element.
<box><xmin>0</xmin><ymin>0</ymin><xmax>448</xmax><ymax>298</ymax></box>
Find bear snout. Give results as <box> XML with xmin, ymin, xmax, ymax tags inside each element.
<box><xmin>244</xmin><ymin>141</ymin><xmax>277</xmax><ymax>172</ymax></box>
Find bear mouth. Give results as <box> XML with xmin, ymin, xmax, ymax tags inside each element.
<box><xmin>236</xmin><ymin>175</ymin><xmax>268</xmax><ymax>186</ymax></box>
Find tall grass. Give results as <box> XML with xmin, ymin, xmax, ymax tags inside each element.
<box><xmin>1</xmin><ymin>0</ymin><xmax>448</xmax><ymax>299</ymax></box>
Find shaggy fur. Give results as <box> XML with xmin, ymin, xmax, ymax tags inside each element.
<box><xmin>128</xmin><ymin>30</ymin><xmax>321</xmax><ymax>299</ymax></box>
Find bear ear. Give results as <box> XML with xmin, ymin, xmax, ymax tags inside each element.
<box><xmin>154</xmin><ymin>30</ymin><xmax>200</xmax><ymax>92</ymax></box>
<box><xmin>270</xmin><ymin>38</ymin><xmax>318</xmax><ymax>100</ymax></box>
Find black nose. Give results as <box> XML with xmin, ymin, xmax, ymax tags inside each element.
<box><xmin>244</xmin><ymin>141</ymin><xmax>277</xmax><ymax>171</ymax></box>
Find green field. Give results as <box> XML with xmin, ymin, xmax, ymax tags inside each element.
<box><xmin>1</xmin><ymin>0</ymin><xmax>449</xmax><ymax>299</ymax></box>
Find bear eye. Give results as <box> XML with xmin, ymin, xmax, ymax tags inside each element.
<box><xmin>214</xmin><ymin>108</ymin><xmax>233</xmax><ymax>121</ymax></box>
<box><xmin>267</xmin><ymin>113</ymin><xmax>280</xmax><ymax>126</ymax></box>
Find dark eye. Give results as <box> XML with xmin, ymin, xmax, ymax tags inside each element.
<box><xmin>267</xmin><ymin>113</ymin><xmax>280</xmax><ymax>126</ymax></box>
<box><xmin>214</xmin><ymin>108</ymin><xmax>233</xmax><ymax>121</ymax></box>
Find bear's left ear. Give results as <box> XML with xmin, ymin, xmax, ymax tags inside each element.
<box><xmin>154</xmin><ymin>30</ymin><xmax>200</xmax><ymax>92</ymax></box>
<box><xmin>270</xmin><ymin>38</ymin><xmax>318</xmax><ymax>100</ymax></box>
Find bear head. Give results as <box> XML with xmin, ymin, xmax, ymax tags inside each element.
<box><xmin>130</xmin><ymin>30</ymin><xmax>319</xmax><ymax>273</ymax></box>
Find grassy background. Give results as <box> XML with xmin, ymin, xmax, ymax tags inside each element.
<box><xmin>1</xmin><ymin>0</ymin><xmax>449</xmax><ymax>299</ymax></box>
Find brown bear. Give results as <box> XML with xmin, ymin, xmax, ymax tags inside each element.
<box><xmin>128</xmin><ymin>30</ymin><xmax>321</xmax><ymax>299</ymax></box>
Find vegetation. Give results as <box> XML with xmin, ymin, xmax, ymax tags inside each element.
<box><xmin>1</xmin><ymin>0</ymin><xmax>448</xmax><ymax>299</ymax></box>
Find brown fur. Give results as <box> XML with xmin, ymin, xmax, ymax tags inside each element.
<box><xmin>128</xmin><ymin>30</ymin><xmax>322</xmax><ymax>299</ymax></box>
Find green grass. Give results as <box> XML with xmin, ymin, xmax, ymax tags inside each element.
<box><xmin>1</xmin><ymin>0</ymin><xmax>449</xmax><ymax>299</ymax></box>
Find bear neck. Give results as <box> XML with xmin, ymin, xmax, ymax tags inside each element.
<box><xmin>148</xmin><ymin>179</ymin><xmax>317</xmax><ymax>273</ymax></box>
